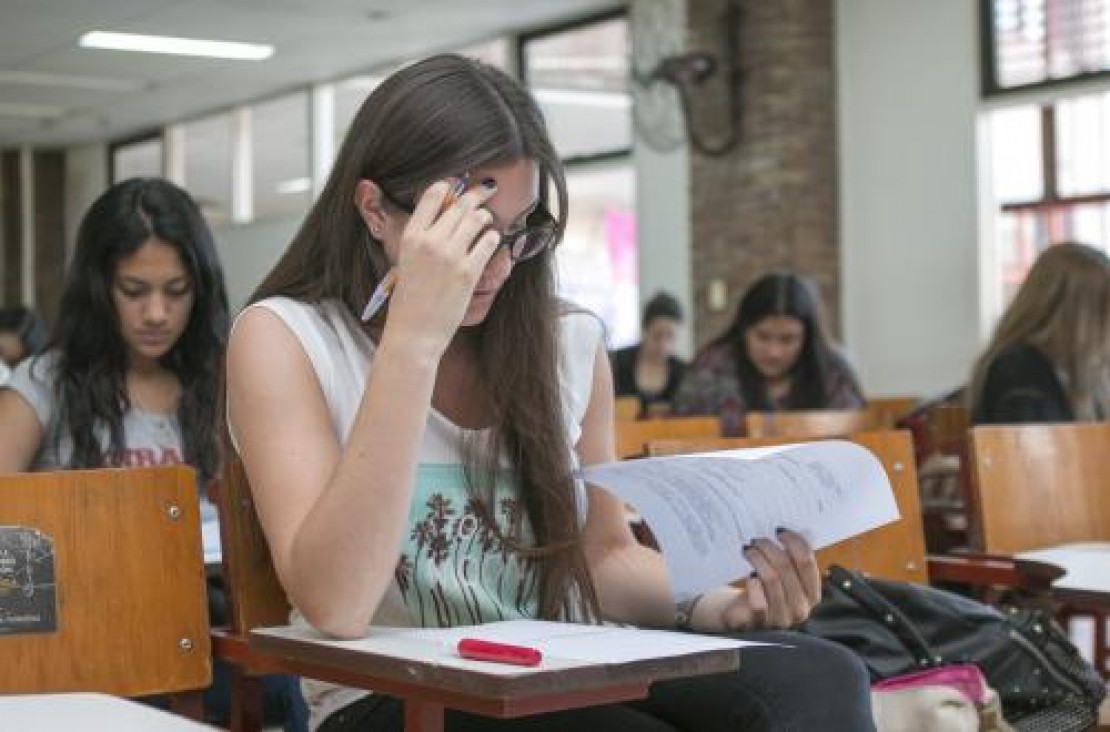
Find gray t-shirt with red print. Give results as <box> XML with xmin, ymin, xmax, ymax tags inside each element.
<box><xmin>6</xmin><ymin>351</ymin><xmax>186</xmax><ymax>472</ymax></box>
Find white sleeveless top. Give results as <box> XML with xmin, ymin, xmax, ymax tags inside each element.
<box><xmin>232</xmin><ymin>297</ymin><xmax>602</xmax><ymax>726</ymax></box>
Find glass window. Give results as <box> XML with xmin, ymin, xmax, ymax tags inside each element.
<box><xmin>987</xmin><ymin>89</ymin><xmax>1110</xmax><ymax>302</ymax></box>
<box><xmin>182</xmin><ymin>113</ymin><xmax>233</xmax><ymax>227</ymax></box>
<box><xmin>112</xmin><ymin>136</ymin><xmax>162</xmax><ymax>183</ymax></box>
<box><xmin>555</xmin><ymin>159</ymin><xmax>639</xmax><ymax>346</ymax></box>
<box><xmin>252</xmin><ymin>91</ymin><xmax>311</xmax><ymax>221</ymax></box>
<box><xmin>989</xmin><ymin>105</ymin><xmax>1042</xmax><ymax>202</ymax></box>
<box><xmin>522</xmin><ymin>15</ymin><xmax>632</xmax><ymax>159</ymax></box>
<box><xmin>984</xmin><ymin>0</ymin><xmax>1110</xmax><ymax>93</ymax></box>
<box><xmin>1056</xmin><ymin>90</ymin><xmax>1110</xmax><ymax>196</ymax></box>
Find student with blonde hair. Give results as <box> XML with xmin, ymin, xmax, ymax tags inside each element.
<box><xmin>969</xmin><ymin>242</ymin><xmax>1110</xmax><ymax>424</ymax></box>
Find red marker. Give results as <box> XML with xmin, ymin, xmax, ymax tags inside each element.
<box><xmin>457</xmin><ymin>638</ymin><xmax>542</xmax><ymax>667</ymax></box>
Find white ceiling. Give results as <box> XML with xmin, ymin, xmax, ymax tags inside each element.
<box><xmin>0</xmin><ymin>0</ymin><xmax>623</xmax><ymax>147</ymax></box>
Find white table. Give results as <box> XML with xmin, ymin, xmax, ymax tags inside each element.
<box><xmin>1017</xmin><ymin>542</ymin><xmax>1110</xmax><ymax>595</ymax></box>
<box><xmin>0</xmin><ymin>693</ymin><xmax>216</xmax><ymax>731</ymax></box>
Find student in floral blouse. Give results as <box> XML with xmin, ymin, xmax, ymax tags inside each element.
<box><xmin>673</xmin><ymin>272</ymin><xmax>865</xmax><ymax>436</ymax></box>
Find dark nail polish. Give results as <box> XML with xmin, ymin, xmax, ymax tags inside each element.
<box><xmin>749</xmin><ymin>571</ymin><xmax>758</xmax><ymax>578</ymax></box>
<box><xmin>742</xmin><ymin>543</ymin><xmax>752</xmax><ymax>552</ymax></box>
<box><xmin>775</xmin><ymin>527</ymin><xmax>787</xmax><ymax>534</ymax></box>
<box><xmin>481</xmin><ymin>177</ymin><xmax>497</xmax><ymax>189</ymax></box>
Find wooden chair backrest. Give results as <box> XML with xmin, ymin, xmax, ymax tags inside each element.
<box><xmin>967</xmin><ymin>422</ymin><xmax>1110</xmax><ymax>554</ymax></box>
<box><xmin>614</xmin><ymin>416</ymin><xmax>720</xmax><ymax>459</ymax></box>
<box><xmin>866</xmin><ymin>397</ymin><xmax>920</xmax><ymax>428</ymax></box>
<box><xmin>744</xmin><ymin>408</ymin><xmax>878</xmax><ymax>440</ymax></box>
<box><xmin>217</xmin><ymin>459</ymin><xmax>290</xmax><ymax>634</ymax></box>
<box><xmin>613</xmin><ymin>396</ymin><xmax>641</xmax><ymax>422</ymax></box>
<box><xmin>0</xmin><ymin>466</ymin><xmax>210</xmax><ymax>696</ymax></box>
<box><xmin>645</xmin><ymin>430</ymin><xmax>929</xmax><ymax>584</ymax></box>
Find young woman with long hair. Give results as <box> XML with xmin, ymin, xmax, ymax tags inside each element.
<box><xmin>0</xmin><ymin>177</ymin><xmax>227</xmax><ymax>479</ymax></box>
<box><xmin>226</xmin><ymin>55</ymin><xmax>873</xmax><ymax>731</ymax></box>
<box><xmin>673</xmin><ymin>272</ymin><xmax>864</xmax><ymax>436</ymax></box>
<box><xmin>969</xmin><ymin>242</ymin><xmax>1110</xmax><ymax>423</ymax></box>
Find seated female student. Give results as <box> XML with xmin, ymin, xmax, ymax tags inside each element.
<box><xmin>226</xmin><ymin>55</ymin><xmax>874</xmax><ymax>732</ymax></box>
<box><xmin>673</xmin><ymin>272</ymin><xmax>865</xmax><ymax>436</ymax></box>
<box><xmin>0</xmin><ymin>178</ymin><xmax>306</xmax><ymax>731</ymax></box>
<box><xmin>0</xmin><ymin>305</ymin><xmax>49</xmax><ymax>370</ymax></box>
<box><xmin>969</xmin><ymin>242</ymin><xmax>1110</xmax><ymax>424</ymax></box>
<box><xmin>0</xmin><ymin>305</ymin><xmax>48</xmax><ymax>387</ymax></box>
<box><xmin>609</xmin><ymin>291</ymin><xmax>688</xmax><ymax>417</ymax></box>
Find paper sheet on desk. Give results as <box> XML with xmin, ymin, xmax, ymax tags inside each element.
<box><xmin>582</xmin><ymin>440</ymin><xmax>899</xmax><ymax>598</ymax></box>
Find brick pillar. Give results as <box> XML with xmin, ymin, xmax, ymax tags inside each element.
<box><xmin>687</xmin><ymin>0</ymin><xmax>839</xmax><ymax>347</ymax></box>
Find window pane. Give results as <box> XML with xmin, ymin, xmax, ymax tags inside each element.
<box><xmin>555</xmin><ymin>159</ymin><xmax>638</xmax><ymax>345</ymax></box>
<box><xmin>112</xmin><ymin>137</ymin><xmax>162</xmax><ymax>183</ymax></box>
<box><xmin>997</xmin><ymin>203</ymin><xmax>1110</xmax><ymax>301</ymax></box>
<box><xmin>1056</xmin><ymin>90</ymin><xmax>1110</xmax><ymax>196</ymax></box>
<box><xmin>523</xmin><ymin>16</ymin><xmax>632</xmax><ymax>159</ymax></box>
<box><xmin>252</xmin><ymin>92</ymin><xmax>311</xmax><ymax>221</ymax></box>
<box><xmin>333</xmin><ymin>74</ymin><xmax>389</xmax><ymax>153</ymax></box>
<box><xmin>989</xmin><ymin>105</ymin><xmax>1043</xmax><ymax>202</ymax></box>
<box><xmin>183</xmin><ymin>113</ymin><xmax>233</xmax><ymax>226</ymax></box>
<box><xmin>989</xmin><ymin>0</ymin><xmax>1110</xmax><ymax>90</ymax></box>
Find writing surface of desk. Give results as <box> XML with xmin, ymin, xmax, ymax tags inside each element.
<box><xmin>0</xmin><ymin>693</ymin><xmax>217</xmax><ymax>731</ymax></box>
<box><xmin>1017</xmin><ymin>542</ymin><xmax>1110</xmax><ymax>677</ymax></box>
<box><xmin>250</xmin><ymin>622</ymin><xmax>742</xmax><ymax>732</ymax></box>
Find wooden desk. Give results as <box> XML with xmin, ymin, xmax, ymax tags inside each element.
<box><xmin>249</xmin><ymin>623</ymin><xmax>742</xmax><ymax>732</ymax></box>
<box><xmin>0</xmin><ymin>693</ymin><xmax>216</xmax><ymax>731</ymax></box>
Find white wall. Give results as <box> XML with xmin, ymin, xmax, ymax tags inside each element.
<box><xmin>837</xmin><ymin>0</ymin><xmax>982</xmax><ymax>397</ymax></box>
<box><xmin>212</xmin><ymin>215</ymin><xmax>302</xmax><ymax>312</ymax></box>
<box><xmin>64</xmin><ymin>144</ymin><xmax>109</xmax><ymax>261</ymax></box>
<box><xmin>631</xmin><ymin>0</ymin><xmax>693</xmax><ymax>359</ymax></box>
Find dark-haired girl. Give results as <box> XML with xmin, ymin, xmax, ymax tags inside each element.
<box><xmin>674</xmin><ymin>272</ymin><xmax>865</xmax><ymax>436</ymax></box>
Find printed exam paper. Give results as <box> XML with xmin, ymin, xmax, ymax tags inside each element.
<box><xmin>581</xmin><ymin>441</ymin><xmax>900</xmax><ymax>598</ymax></box>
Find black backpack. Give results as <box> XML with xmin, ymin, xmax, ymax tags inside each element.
<box><xmin>801</xmin><ymin>565</ymin><xmax>1105</xmax><ymax>731</ymax></box>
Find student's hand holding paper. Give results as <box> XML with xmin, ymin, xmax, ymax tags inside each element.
<box><xmin>692</xmin><ymin>530</ymin><xmax>822</xmax><ymax>632</ymax></box>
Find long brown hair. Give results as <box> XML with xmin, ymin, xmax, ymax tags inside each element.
<box><xmin>250</xmin><ymin>55</ymin><xmax>599</xmax><ymax>622</ymax></box>
<box><xmin>969</xmin><ymin>242</ymin><xmax>1110</xmax><ymax>420</ymax></box>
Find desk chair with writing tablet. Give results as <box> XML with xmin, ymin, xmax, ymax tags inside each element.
<box><xmin>0</xmin><ymin>466</ymin><xmax>210</xmax><ymax>719</ymax></box>
<box><xmin>965</xmin><ymin>422</ymin><xmax>1110</xmax><ymax>677</ymax></box>
<box><xmin>214</xmin><ymin>458</ymin><xmax>740</xmax><ymax>732</ymax></box>
<box><xmin>613</xmin><ymin>415</ymin><xmax>720</xmax><ymax>459</ymax></box>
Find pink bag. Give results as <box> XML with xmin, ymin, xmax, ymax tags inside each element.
<box><xmin>872</xmin><ymin>663</ymin><xmax>987</xmax><ymax>705</ymax></box>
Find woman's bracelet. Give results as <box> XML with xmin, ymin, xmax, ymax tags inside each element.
<box><xmin>674</xmin><ymin>593</ymin><xmax>704</xmax><ymax>631</ymax></box>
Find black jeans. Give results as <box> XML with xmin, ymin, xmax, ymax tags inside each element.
<box><xmin>318</xmin><ymin>631</ymin><xmax>875</xmax><ymax>732</ymax></box>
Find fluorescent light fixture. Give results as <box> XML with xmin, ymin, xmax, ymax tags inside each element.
<box><xmin>275</xmin><ymin>177</ymin><xmax>312</xmax><ymax>194</ymax></box>
<box><xmin>0</xmin><ymin>102</ymin><xmax>66</xmax><ymax>119</ymax></box>
<box><xmin>0</xmin><ymin>70</ymin><xmax>143</xmax><ymax>92</ymax></box>
<box><xmin>79</xmin><ymin>31</ymin><xmax>273</xmax><ymax>61</ymax></box>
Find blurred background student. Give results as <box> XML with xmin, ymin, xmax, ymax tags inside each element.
<box><xmin>968</xmin><ymin>242</ymin><xmax>1110</xmax><ymax>425</ymax></box>
<box><xmin>609</xmin><ymin>291</ymin><xmax>688</xmax><ymax>417</ymax></box>
<box><xmin>0</xmin><ymin>177</ymin><xmax>306</xmax><ymax>731</ymax></box>
<box><xmin>0</xmin><ymin>305</ymin><xmax>49</xmax><ymax>371</ymax></box>
<box><xmin>673</xmin><ymin>271</ymin><xmax>864</xmax><ymax>435</ymax></box>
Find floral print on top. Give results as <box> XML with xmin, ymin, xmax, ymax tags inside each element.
<box><xmin>396</xmin><ymin>463</ymin><xmax>537</xmax><ymax>627</ymax></box>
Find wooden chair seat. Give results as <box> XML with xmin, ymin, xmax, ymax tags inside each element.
<box><xmin>614</xmin><ymin>416</ymin><xmax>720</xmax><ymax>459</ymax></box>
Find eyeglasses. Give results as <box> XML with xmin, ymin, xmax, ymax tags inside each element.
<box><xmin>380</xmin><ymin>187</ymin><xmax>556</xmax><ymax>262</ymax></box>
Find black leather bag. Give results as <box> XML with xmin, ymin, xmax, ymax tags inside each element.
<box><xmin>801</xmin><ymin>565</ymin><xmax>1105</xmax><ymax>732</ymax></box>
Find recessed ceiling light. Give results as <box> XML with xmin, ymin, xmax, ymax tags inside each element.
<box><xmin>0</xmin><ymin>70</ymin><xmax>144</xmax><ymax>93</ymax></box>
<box><xmin>79</xmin><ymin>31</ymin><xmax>273</xmax><ymax>61</ymax></box>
